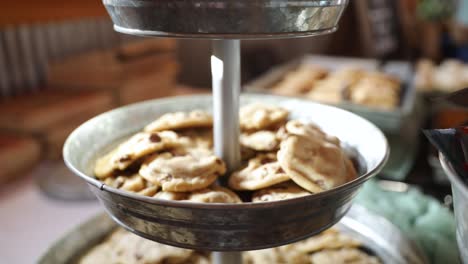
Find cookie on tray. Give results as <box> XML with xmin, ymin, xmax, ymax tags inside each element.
<box><xmin>309</xmin><ymin>248</ymin><xmax>381</xmax><ymax>264</ymax></box>
<box><xmin>240</xmin><ymin>130</ymin><xmax>279</xmax><ymax>152</ymax></box>
<box><xmin>283</xmin><ymin>120</ymin><xmax>340</xmax><ymax>146</ymax></box>
<box><xmin>277</xmin><ymin>135</ymin><xmax>350</xmax><ymax>193</ymax></box>
<box><xmin>139</xmin><ymin>149</ymin><xmax>226</xmax><ymax>192</ymax></box>
<box><xmin>154</xmin><ymin>190</ymin><xmax>189</xmax><ymax>201</ymax></box>
<box><xmin>228</xmin><ymin>153</ymin><xmax>290</xmax><ymax>191</ymax></box>
<box><xmin>94</xmin><ymin>131</ymin><xmax>181</xmax><ymax>179</ymax></box>
<box><xmin>295</xmin><ymin>228</ymin><xmax>361</xmax><ymax>253</ymax></box>
<box><xmin>252</xmin><ymin>181</ymin><xmax>310</xmax><ymax>202</ymax></box>
<box><xmin>271</xmin><ymin>64</ymin><xmax>328</xmax><ymax>96</ymax></box>
<box><xmin>178</xmin><ymin>128</ymin><xmax>213</xmax><ymax>150</ymax></box>
<box><xmin>144</xmin><ymin>110</ymin><xmax>213</xmax><ymax>132</ymax></box>
<box><xmin>240</xmin><ymin>103</ymin><xmax>289</xmax><ymax>132</ymax></box>
<box><xmin>188</xmin><ymin>185</ymin><xmax>242</xmax><ymax>203</ymax></box>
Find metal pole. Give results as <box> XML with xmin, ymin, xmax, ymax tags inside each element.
<box><xmin>211</xmin><ymin>39</ymin><xmax>242</xmax><ymax>264</ymax></box>
<box><xmin>211</xmin><ymin>39</ymin><xmax>241</xmax><ymax>172</ymax></box>
<box><xmin>212</xmin><ymin>251</ymin><xmax>242</xmax><ymax>264</ymax></box>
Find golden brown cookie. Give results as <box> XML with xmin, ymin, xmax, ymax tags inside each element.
<box><xmin>295</xmin><ymin>228</ymin><xmax>361</xmax><ymax>253</ymax></box>
<box><xmin>309</xmin><ymin>248</ymin><xmax>381</xmax><ymax>264</ymax></box>
<box><xmin>240</xmin><ymin>131</ymin><xmax>279</xmax><ymax>152</ymax></box>
<box><xmin>415</xmin><ymin>59</ymin><xmax>435</xmax><ymax>91</ymax></box>
<box><xmin>308</xmin><ymin>84</ymin><xmax>344</xmax><ymax>104</ymax></box>
<box><xmin>240</xmin><ymin>103</ymin><xmax>289</xmax><ymax>131</ymax></box>
<box><xmin>113</xmin><ymin>229</ymin><xmax>194</xmax><ymax>264</ymax></box>
<box><xmin>307</xmin><ymin>68</ymin><xmax>364</xmax><ymax>105</ymax></box>
<box><xmin>228</xmin><ymin>153</ymin><xmax>290</xmax><ymax>191</ymax></box>
<box><xmin>94</xmin><ymin>149</ymin><xmax>118</xmax><ymax>180</ymax></box>
<box><xmin>277</xmin><ymin>135</ymin><xmax>349</xmax><ymax>193</ymax></box>
<box><xmin>103</xmin><ymin>174</ymin><xmax>146</xmax><ymax>192</ymax></box>
<box><xmin>153</xmin><ymin>190</ymin><xmax>189</xmax><ymax>201</ymax></box>
<box><xmin>244</xmin><ymin>248</ymin><xmax>283</xmax><ymax>264</ymax></box>
<box><xmin>94</xmin><ymin>131</ymin><xmax>180</xmax><ymax>179</ymax></box>
<box><xmin>252</xmin><ymin>181</ymin><xmax>310</xmax><ymax>202</ymax></box>
<box><xmin>79</xmin><ymin>228</ymin><xmax>194</xmax><ymax>264</ymax></box>
<box><xmin>347</xmin><ymin>72</ymin><xmax>400</xmax><ymax>110</ymax></box>
<box><xmin>284</xmin><ymin>120</ymin><xmax>340</xmax><ymax>146</ymax></box>
<box><xmin>272</xmin><ymin>64</ymin><xmax>328</xmax><ymax>96</ymax></box>
<box><xmin>188</xmin><ymin>185</ymin><xmax>242</xmax><ymax>203</ymax></box>
<box><xmin>244</xmin><ymin>247</ymin><xmax>309</xmax><ymax>264</ymax></box>
<box><xmin>178</xmin><ymin>128</ymin><xmax>213</xmax><ymax>150</ymax></box>
<box><xmin>137</xmin><ymin>185</ymin><xmax>159</xmax><ymax>197</ymax></box>
<box><xmin>139</xmin><ymin>150</ymin><xmax>226</xmax><ymax>192</ymax></box>
<box><xmin>78</xmin><ymin>242</ymin><xmax>118</xmax><ymax>264</ymax></box>
<box><xmin>144</xmin><ymin>110</ymin><xmax>212</xmax><ymax>132</ymax></box>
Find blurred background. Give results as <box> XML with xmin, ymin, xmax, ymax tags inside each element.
<box><xmin>0</xmin><ymin>0</ymin><xmax>468</xmax><ymax>263</ymax></box>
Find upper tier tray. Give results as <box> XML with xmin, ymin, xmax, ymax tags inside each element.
<box><xmin>103</xmin><ymin>0</ymin><xmax>348</xmax><ymax>39</ymax></box>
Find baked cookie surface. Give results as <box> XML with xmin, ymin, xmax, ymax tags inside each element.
<box><xmin>188</xmin><ymin>185</ymin><xmax>242</xmax><ymax>203</ymax></box>
<box><xmin>145</xmin><ymin>110</ymin><xmax>213</xmax><ymax>132</ymax></box>
<box><xmin>240</xmin><ymin>130</ymin><xmax>279</xmax><ymax>152</ymax></box>
<box><xmin>252</xmin><ymin>181</ymin><xmax>310</xmax><ymax>202</ymax></box>
<box><xmin>229</xmin><ymin>153</ymin><xmax>290</xmax><ymax>191</ymax></box>
<box><xmin>277</xmin><ymin>135</ymin><xmax>349</xmax><ymax>193</ymax></box>
<box><xmin>139</xmin><ymin>150</ymin><xmax>226</xmax><ymax>192</ymax></box>
<box><xmin>239</xmin><ymin>103</ymin><xmax>289</xmax><ymax>131</ymax></box>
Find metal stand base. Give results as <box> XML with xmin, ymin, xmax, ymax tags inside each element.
<box><xmin>211</xmin><ymin>39</ymin><xmax>242</xmax><ymax>264</ymax></box>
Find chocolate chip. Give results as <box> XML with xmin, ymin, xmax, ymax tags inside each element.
<box><xmin>135</xmin><ymin>253</ymin><xmax>142</xmax><ymax>260</ymax></box>
<box><xmin>119</xmin><ymin>154</ymin><xmax>132</xmax><ymax>163</ymax></box>
<box><xmin>215</xmin><ymin>158</ymin><xmax>222</xmax><ymax>165</ymax></box>
<box><xmin>162</xmin><ymin>174</ymin><xmax>173</xmax><ymax>182</ymax></box>
<box><xmin>260</xmin><ymin>157</ymin><xmax>274</xmax><ymax>164</ymax></box>
<box><xmin>115</xmin><ymin>177</ymin><xmax>125</xmax><ymax>188</ymax></box>
<box><xmin>149</xmin><ymin>133</ymin><xmax>162</xmax><ymax>143</ymax></box>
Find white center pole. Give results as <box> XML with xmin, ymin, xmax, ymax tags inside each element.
<box><xmin>211</xmin><ymin>39</ymin><xmax>241</xmax><ymax>172</ymax></box>
<box><xmin>210</xmin><ymin>39</ymin><xmax>242</xmax><ymax>264</ymax></box>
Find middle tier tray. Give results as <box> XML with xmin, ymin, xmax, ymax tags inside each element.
<box><xmin>63</xmin><ymin>94</ymin><xmax>388</xmax><ymax>251</ymax></box>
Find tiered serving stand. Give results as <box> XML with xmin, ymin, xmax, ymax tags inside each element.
<box><xmin>63</xmin><ymin>1</ymin><xmax>390</xmax><ymax>263</ymax></box>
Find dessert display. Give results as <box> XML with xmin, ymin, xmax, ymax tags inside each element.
<box><xmin>78</xmin><ymin>227</ymin><xmax>381</xmax><ymax>264</ymax></box>
<box><xmin>415</xmin><ymin>59</ymin><xmax>468</xmax><ymax>93</ymax></box>
<box><xmin>271</xmin><ymin>65</ymin><xmax>401</xmax><ymax>111</ymax></box>
<box><xmin>93</xmin><ymin>103</ymin><xmax>358</xmax><ymax>203</ymax></box>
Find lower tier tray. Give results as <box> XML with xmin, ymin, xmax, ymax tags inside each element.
<box><xmin>39</xmin><ymin>205</ymin><xmax>427</xmax><ymax>264</ymax></box>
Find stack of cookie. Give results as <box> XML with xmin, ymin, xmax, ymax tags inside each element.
<box><xmin>79</xmin><ymin>227</ymin><xmax>381</xmax><ymax>264</ymax></box>
<box><xmin>94</xmin><ymin>110</ymin><xmax>241</xmax><ymax>203</ymax></box>
<box><xmin>271</xmin><ymin>65</ymin><xmax>401</xmax><ymax>111</ymax></box>
<box><xmin>415</xmin><ymin>59</ymin><xmax>468</xmax><ymax>92</ymax></box>
<box><xmin>94</xmin><ymin>103</ymin><xmax>357</xmax><ymax>203</ymax></box>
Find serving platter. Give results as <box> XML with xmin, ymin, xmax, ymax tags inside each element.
<box><xmin>38</xmin><ymin>205</ymin><xmax>428</xmax><ymax>264</ymax></box>
<box><xmin>63</xmin><ymin>94</ymin><xmax>389</xmax><ymax>251</ymax></box>
<box><xmin>244</xmin><ymin>55</ymin><xmax>417</xmax><ymax>132</ymax></box>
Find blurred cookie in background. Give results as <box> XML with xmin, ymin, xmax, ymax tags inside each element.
<box><xmin>0</xmin><ymin>133</ymin><xmax>41</xmax><ymax>185</ymax></box>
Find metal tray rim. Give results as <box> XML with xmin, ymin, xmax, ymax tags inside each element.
<box><xmin>63</xmin><ymin>94</ymin><xmax>389</xmax><ymax>210</ymax></box>
<box><xmin>38</xmin><ymin>205</ymin><xmax>428</xmax><ymax>264</ymax></box>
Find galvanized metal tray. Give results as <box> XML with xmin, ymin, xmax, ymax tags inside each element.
<box><xmin>63</xmin><ymin>94</ymin><xmax>389</xmax><ymax>251</ymax></box>
<box><xmin>38</xmin><ymin>205</ymin><xmax>428</xmax><ymax>264</ymax></box>
<box><xmin>244</xmin><ymin>55</ymin><xmax>416</xmax><ymax>132</ymax></box>
<box><xmin>103</xmin><ymin>0</ymin><xmax>349</xmax><ymax>39</ymax></box>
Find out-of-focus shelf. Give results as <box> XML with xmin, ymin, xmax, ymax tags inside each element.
<box><xmin>0</xmin><ymin>1</ymin><xmax>106</xmax><ymax>26</ymax></box>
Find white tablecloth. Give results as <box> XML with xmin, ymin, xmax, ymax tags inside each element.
<box><xmin>0</xmin><ymin>170</ymin><xmax>102</xmax><ymax>264</ymax></box>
